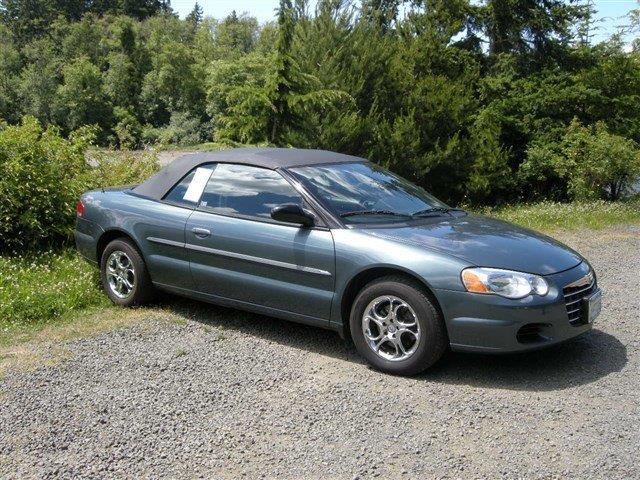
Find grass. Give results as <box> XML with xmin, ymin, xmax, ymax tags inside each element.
<box><xmin>478</xmin><ymin>198</ymin><xmax>640</xmax><ymax>232</ymax></box>
<box><xmin>85</xmin><ymin>148</ymin><xmax>160</xmax><ymax>187</ymax></box>
<box><xmin>0</xmin><ymin>250</ymin><xmax>109</xmax><ymax>343</ymax></box>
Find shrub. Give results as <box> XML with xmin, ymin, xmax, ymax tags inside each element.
<box><xmin>156</xmin><ymin>110</ymin><xmax>210</xmax><ymax>146</ymax></box>
<box><xmin>0</xmin><ymin>116</ymin><xmax>160</xmax><ymax>253</ymax></box>
<box><xmin>517</xmin><ymin>140</ymin><xmax>569</xmax><ymax>201</ymax></box>
<box><xmin>522</xmin><ymin>119</ymin><xmax>640</xmax><ymax>201</ymax></box>
<box><xmin>140</xmin><ymin>124</ymin><xmax>162</xmax><ymax>146</ymax></box>
<box><xmin>113</xmin><ymin>106</ymin><xmax>143</xmax><ymax>149</ymax></box>
<box><xmin>559</xmin><ymin>121</ymin><xmax>640</xmax><ymax>200</ymax></box>
<box><xmin>0</xmin><ymin>117</ymin><xmax>94</xmax><ymax>251</ymax></box>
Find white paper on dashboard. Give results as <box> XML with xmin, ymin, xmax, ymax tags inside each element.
<box><xmin>183</xmin><ymin>167</ymin><xmax>211</xmax><ymax>202</ymax></box>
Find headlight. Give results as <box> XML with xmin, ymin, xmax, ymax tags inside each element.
<box><xmin>461</xmin><ymin>267</ymin><xmax>549</xmax><ymax>299</ymax></box>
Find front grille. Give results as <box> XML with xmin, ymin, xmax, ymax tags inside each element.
<box><xmin>563</xmin><ymin>273</ymin><xmax>596</xmax><ymax>326</ymax></box>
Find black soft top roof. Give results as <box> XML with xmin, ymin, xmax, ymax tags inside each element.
<box><xmin>132</xmin><ymin>147</ymin><xmax>365</xmax><ymax>200</ymax></box>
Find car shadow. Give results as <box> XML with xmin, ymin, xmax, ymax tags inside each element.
<box><xmin>162</xmin><ymin>296</ymin><xmax>627</xmax><ymax>392</ymax></box>
<box><xmin>424</xmin><ymin>329</ymin><xmax>628</xmax><ymax>391</ymax></box>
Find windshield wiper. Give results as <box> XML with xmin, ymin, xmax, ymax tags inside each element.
<box><xmin>411</xmin><ymin>207</ymin><xmax>467</xmax><ymax>217</ymax></box>
<box><xmin>340</xmin><ymin>209</ymin><xmax>412</xmax><ymax>219</ymax></box>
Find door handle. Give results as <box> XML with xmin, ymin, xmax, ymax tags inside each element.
<box><xmin>192</xmin><ymin>227</ymin><xmax>211</xmax><ymax>238</ymax></box>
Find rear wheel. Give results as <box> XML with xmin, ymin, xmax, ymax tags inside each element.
<box><xmin>349</xmin><ymin>276</ymin><xmax>447</xmax><ymax>376</ymax></box>
<box><xmin>100</xmin><ymin>238</ymin><xmax>155</xmax><ymax>307</ymax></box>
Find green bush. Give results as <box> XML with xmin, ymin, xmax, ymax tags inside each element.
<box><xmin>0</xmin><ymin>116</ymin><xmax>160</xmax><ymax>253</ymax></box>
<box><xmin>559</xmin><ymin>121</ymin><xmax>640</xmax><ymax>200</ymax></box>
<box><xmin>156</xmin><ymin>111</ymin><xmax>210</xmax><ymax>146</ymax></box>
<box><xmin>0</xmin><ymin>250</ymin><xmax>107</xmax><ymax>328</ymax></box>
<box><xmin>0</xmin><ymin>117</ymin><xmax>94</xmax><ymax>251</ymax></box>
<box><xmin>522</xmin><ymin>120</ymin><xmax>640</xmax><ymax>201</ymax></box>
<box><xmin>113</xmin><ymin>107</ymin><xmax>143</xmax><ymax>149</ymax></box>
<box><xmin>140</xmin><ymin>124</ymin><xmax>162</xmax><ymax>146</ymax></box>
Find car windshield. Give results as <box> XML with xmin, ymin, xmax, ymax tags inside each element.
<box><xmin>290</xmin><ymin>162</ymin><xmax>448</xmax><ymax>224</ymax></box>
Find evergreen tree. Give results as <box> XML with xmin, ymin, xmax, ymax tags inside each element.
<box><xmin>269</xmin><ymin>0</ymin><xmax>296</xmax><ymax>144</ymax></box>
<box><xmin>186</xmin><ymin>2</ymin><xmax>203</xmax><ymax>28</ymax></box>
<box><xmin>480</xmin><ymin>0</ymin><xmax>589</xmax><ymax>69</ymax></box>
<box><xmin>213</xmin><ymin>10</ymin><xmax>259</xmax><ymax>56</ymax></box>
<box><xmin>361</xmin><ymin>0</ymin><xmax>400</xmax><ymax>34</ymax></box>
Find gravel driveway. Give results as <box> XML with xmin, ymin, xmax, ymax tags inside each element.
<box><xmin>1</xmin><ymin>227</ymin><xmax>638</xmax><ymax>479</ymax></box>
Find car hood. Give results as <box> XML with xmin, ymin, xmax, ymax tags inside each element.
<box><xmin>362</xmin><ymin>214</ymin><xmax>583</xmax><ymax>275</ymax></box>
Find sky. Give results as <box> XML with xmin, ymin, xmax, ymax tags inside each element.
<box><xmin>171</xmin><ymin>0</ymin><xmax>638</xmax><ymax>44</ymax></box>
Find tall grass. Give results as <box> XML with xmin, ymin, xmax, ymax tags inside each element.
<box><xmin>0</xmin><ymin>250</ymin><xmax>107</xmax><ymax>333</ymax></box>
<box><xmin>479</xmin><ymin>199</ymin><xmax>640</xmax><ymax>232</ymax></box>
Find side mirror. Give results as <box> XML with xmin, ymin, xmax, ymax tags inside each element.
<box><xmin>271</xmin><ymin>203</ymin><xmax>315</xmax><ymax>227</ymax></box>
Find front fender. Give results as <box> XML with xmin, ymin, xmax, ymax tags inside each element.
<box><xmin>330</xmin><ymin>229</ymin><xmax>471</xmax><ymax>325</ymax></box>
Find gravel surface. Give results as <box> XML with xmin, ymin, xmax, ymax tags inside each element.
<box><xmin>1</xmin><ymin>227</ymin><xmax>639</xmax><ymax>479</ymax></box>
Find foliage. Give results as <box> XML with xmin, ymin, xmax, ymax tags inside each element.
<box><xmin>525</xmin><ymin>119</ymin><xmax>640</xmax><ymax>200</ymax></box>
<box><xmin>0</xmin><ymin>250</ymin><xmax>107</xmax><ymax>329</ymax></box>
<box><xmin>186</xmin><ymin>2</ymin><xmax>204</xmax><ymax>29</ymax></box>
<box><xmin>0</xmin><ymin>117</ymin><xmax>94</xmax><ymax>251</ymax></box>
<box><xmin>0</xmin><ymin>1</ymin><xmax>639</xmax><ymax>205</ymax></box>
<box><xmin>478</xmin><ymin>0</ymin><xmax>590</xmax><ymax>70</ymax></box>
<box><xmin>0</xmin><ymin>0</ymin><xmax>171</xmax><ymax>43</ymax></box>
<box><xmin>113</xmin><ymin>107</ymin><xmax>143</xmax><ymax>149</ymax></box>
<box><xmin>207</xmin><ymin>1</ymin><xmax>354</xmax><ymax>146</ymax></box>
<box><xmin>211</xmin><ymin>10</ymin><xmax>260</xmax><ymax>57</ymax></box>
<box><xmin>0</xmin><ymin>117</ymin><xmax>159</xmax><ymax>253</ymax></box>
<box><xmin>0</xmin><ymin>25</ymin><xmax>22</xmax><ymax>125</ymax></box>
<box><xmin>155</xmin><ymin>111</ymin><xmax>210</xmax><ymax>146</ymax></box>
<box><xmin>206</xmin><ymin>53</ymin><xmax>272</xmax><ymax>144</ymax></box>
<box><xmin>54</xmin><ymin>56</ymin><xmax>113</xmax><ymax>140</ymax></box>
<box><xmin>86</xmin><ymin>149</ymin><xmax>160</xmax><ymax>189</ymax></box>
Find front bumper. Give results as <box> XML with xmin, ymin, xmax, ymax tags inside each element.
<box><xmin>435</xmin><ymin>262</ymin><xmax>599</xmax><ymax>353</ymax></box>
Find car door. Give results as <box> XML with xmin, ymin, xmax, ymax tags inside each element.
<box><xmin>185</xmin><ymin>163</ymin><xmax>335</xmax><ymax>324</ymax></box>
<box><xmin>136</xmin><ymin>165</ymin><xmax>215</xmax><ymax>290</ymax></box>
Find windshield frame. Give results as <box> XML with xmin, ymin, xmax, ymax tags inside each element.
<box><xmin>284</xmin><ymin>161</ymin><xmax>450</xmax><ymax>228</ymax></box>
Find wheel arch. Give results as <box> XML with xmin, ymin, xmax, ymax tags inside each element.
<box><xmin>96</xmin><ymin>229</ymin><xmax>144</xmax><ymax>265</ymax></box>
<box><xmin>339</xmin><ymin>266</ymin><xmax>445</xmax><ymax>343</ymax></box>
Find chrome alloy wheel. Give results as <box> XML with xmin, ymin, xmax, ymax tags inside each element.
<box><xmin>362</xmin><ymin>295</ymin><xmax>421</xmax><ymax>361</ymax></box>
<box><xmin>106</xmin><ymin>251</ymin><xmax>136</xmax><ymax>299</ymax></box>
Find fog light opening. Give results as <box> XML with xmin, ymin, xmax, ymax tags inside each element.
<box><xmin>516</xmin><ymin>323</ymin><xmax>552</xmax><ymax>344</ymax></box>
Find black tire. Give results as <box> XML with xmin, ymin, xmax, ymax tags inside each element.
<box><xmin>349</xmin><ymin>275</ymin><xmax>448</xmax><ymax>376</ymax></box>
<box><xmin>100</xmin><ymin>238</ymin><xmax>155</xmax><ymax>307</ymax></box>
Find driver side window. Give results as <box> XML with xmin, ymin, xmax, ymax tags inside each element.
<box><xmin>198</xmin><ymin>163</ymin><xmax>303</xmax><ymax>220</ymax></box>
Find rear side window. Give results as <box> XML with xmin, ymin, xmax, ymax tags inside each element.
<box><xmin>199</xmin><ymin>163</ymin><xmax>302</xmax><ymax>219</ymax></box>
<box><xmin>163</xmin><ymin>165</ymin><xmax>214</xmax><ymax>207</ymax></box>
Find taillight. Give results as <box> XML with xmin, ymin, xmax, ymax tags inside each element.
<box><xmin>76</xmin><ymin>201</ymin><xmax>85</xmax><ymax>217</ymax></box>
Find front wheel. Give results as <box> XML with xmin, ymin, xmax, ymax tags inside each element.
<box><xmin>100</xmin><ymin>238</ymin><xmax>155</xmax><ymax>307</ymax></box>
<box><xmin>349</xmin><ymin>276</ymin><xmax>448</xmax><ymax>376</ymax></box>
